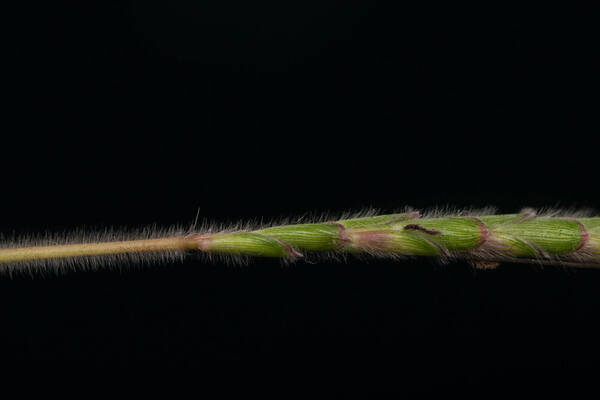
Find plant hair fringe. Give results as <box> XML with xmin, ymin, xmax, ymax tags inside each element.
<box><xmin>0</xmin><ymin>206</ymin><xmax>599</xmax><ymax>276</ymax></box>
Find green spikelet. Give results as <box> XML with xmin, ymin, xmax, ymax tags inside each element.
<box><xmin>193</xmin><ymin>209</ymin><xmax>600</xmax><ymax>268</ymax></box>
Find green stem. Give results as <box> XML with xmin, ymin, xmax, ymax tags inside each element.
<box><xmin>0</xmin><ymin>210</ymin><xmax>599</xmax><ymax>268</ymax></box>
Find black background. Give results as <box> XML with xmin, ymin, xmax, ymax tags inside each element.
<box><xmin>2</xmin><ymin>1</ymin><xmax>599</xmax><ymax>393</ymax></box>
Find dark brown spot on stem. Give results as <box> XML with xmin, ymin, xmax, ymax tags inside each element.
<box><xmin>403</xmin><ymin>224</ymin><xmax>442</xmax><ymax>235</ymax></box>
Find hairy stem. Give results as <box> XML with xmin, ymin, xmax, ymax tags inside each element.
<box><xmin>0</xmin><ymin>210</ymin><xmax>599</xmax><ymax>269</ymax></box>
<box><xmin>0</xmin><ymin>237</ymin><xmax>199</xmax><ymax>263</ymax></box>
